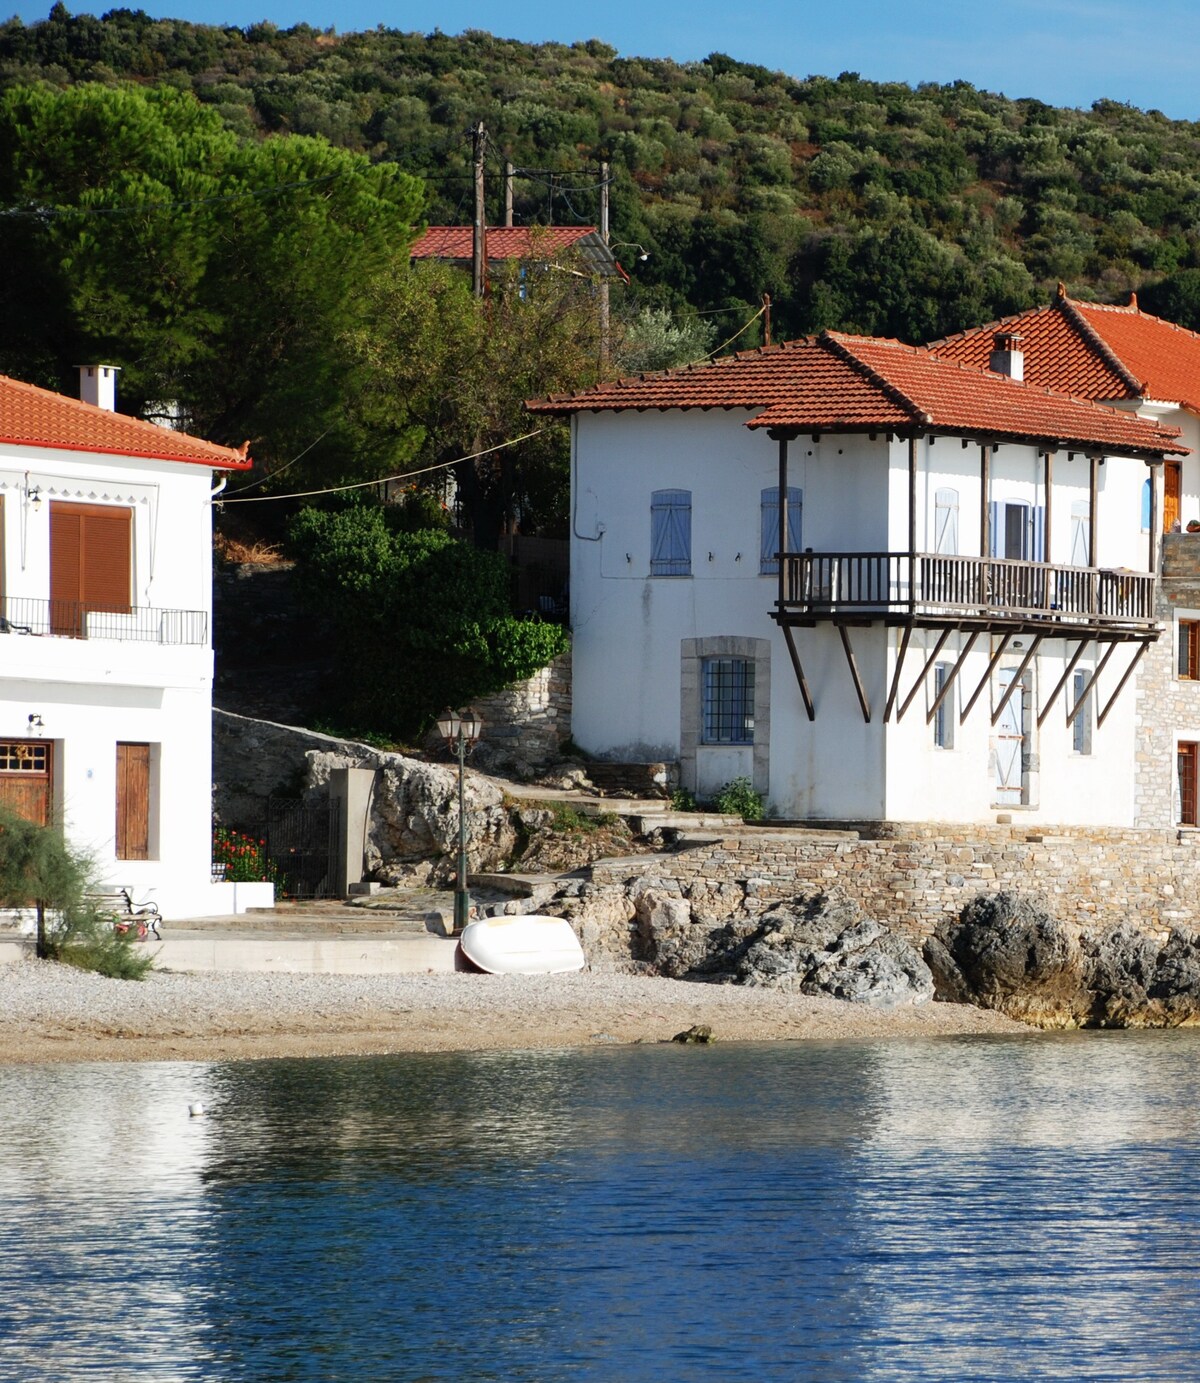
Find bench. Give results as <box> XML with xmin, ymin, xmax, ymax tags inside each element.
<box><xmin>88</xmin><ymin>888</ymin><xmax>162</xmax><ymax>940</ymax></box>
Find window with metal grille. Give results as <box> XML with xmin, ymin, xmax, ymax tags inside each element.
<box><xmin>702</xmin><ymin>658</ymin><xmax>754</xmax><ymax>744</ymax></box>
<box><xmin>1180</xmin><ymin>742</ymin><xmax>1199</xmax><ymax>826</ymax></box>
<box><xmin>1179</xmin><ymin>621</ymin><xmax>1200</xmax><ymax>680</ymax></box>
<box><xmin>650</xmin><ymin>489</ymin><xmax>691</xmax><ymax>576</ymax></box>
<box><xmin>759</xmin><ymin>487</ymin><xmax>802</xmax><ymax>574</ymax></box>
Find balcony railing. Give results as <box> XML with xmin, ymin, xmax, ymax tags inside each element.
<box><xmin>778</xmin><ymin>552</ymin><xmax>1156</xmax><ymax>629</ymax></box>
<box><xmin>0</xmin><ymin>598</ymin><xmax>208</xmax><ymax>645</ymax></box>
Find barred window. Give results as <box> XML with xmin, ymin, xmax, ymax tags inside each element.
<box><xmin>702</xmin><ymin>657</ymin><xmax>755</xmax><ymax>744</ymax></box>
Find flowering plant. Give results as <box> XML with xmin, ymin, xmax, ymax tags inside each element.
<box><xmin>212</xmin><ymin>827</ymin><xmax>278</xmax><ymax>884</ymax></box>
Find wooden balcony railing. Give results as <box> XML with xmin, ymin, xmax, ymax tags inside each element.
<box><xmin>0</xmin><ymin>598</ymin><xmax>208</xmax><ymax>645</ymax></box>
<box><xmin>778</xmin><ymin>552</ymin><xmax>1156</xmax><ymax>629</ymax></box>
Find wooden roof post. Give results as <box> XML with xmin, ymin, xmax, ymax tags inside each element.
<box><xmin>1089</xmin><ymin>454</ymin><xmax>1099</xmax><ymax>570</ymax></box>
<box><xmin>909</xmin><ymin>434</ymin><xmax>918</xmax><ymax>614</ymax></box>
<box><xmin>979</xmin><ymin>443</ymin><xmax>991</xmax><ymax>559</ymax></box>
<box><xmin>777</xmin><ymin>432</ymin><xmax>790</xmax><ymax>611</ymax></box>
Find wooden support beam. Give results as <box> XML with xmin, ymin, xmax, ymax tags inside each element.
<box><xmin>1089</xmin><ymin>454</ymin><xmax>1099</xmax><ymax>570</ymax></box>
<box><xmin>838</xmin><ymin>623</ymin><xmax>872</xmax><ymax>723</ymax></box>
<box><xmin>777</xmin><ymin>434</ymin><xmax>789</xmax><ymax>612</ymax></box>
<box><xmin>979</xmin><ymin>443</ymin><xmax>991</xmax><ymax>559</ymax></box>
<box><xmin>1066</xmin><ymin>639</ymin><xmax>1120</xmax><ymax>726</ymax></box>
<box><xmin>1097</xmin><ymin>639</ymin><xmax>1152</xmax><ymax>728</ymax></box>
<box><xmin>883</xmin><ymin>624</ymin><xmax>913</xmax><ymax>723</ymax></box>
<box><xmin>781</xmin><ymin>623</ymin><xmax>815</xmax><ymax>721</ymax></box>
<box><xmin>897</xmin><ymin>626</ymin><xmax>953</xmax><ymax>721</ymax></box>
<box><xmin>990</xmin><ymin>636</ymin><xmax>1044</xmax><ymax>726</ymax></box>
<box><xmin>1037</xmin><ymin>638</ymin><xmax>1092</xmax><ymax>728</ymax></box>
<box><xmin>961</xmin><ymin>632</ymin><xmax>1012</xmax><ymax>723</ymax></box>
<box><xmin>925</xmin><ymin>631</ymin><xmax>979</xmax><ymax>724</ymax></box>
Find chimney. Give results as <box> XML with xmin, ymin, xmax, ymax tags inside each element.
<box><xmin>78</xmin><ymin>364</ymin><xmax>120</xmax><ymax>411</ymax></box>
<box><xmin>989</xmin><ymin>331</ymin><xmax>1024</xmax><ymax>381</ymax></box>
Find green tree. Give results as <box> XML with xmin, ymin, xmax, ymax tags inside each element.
<box><xmin>286</xmin><ymin>503</ymin><xmax>569</xmax><ymax>735</ymax></box>
<box><xmin>0</xmin><ymin>81</ymin><xmax>424</xmax><ymax>481</ymax></box>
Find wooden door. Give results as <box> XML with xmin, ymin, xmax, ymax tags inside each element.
<box><xmin>994</xmin><ymin>671</ymin><xmax>1024</xmax><ymax>806</ymax></box>
<box><xmin>116</xmin><ymin>742</ymin><xmax>150</xmax><ymax>860</ymax></box>
<box><xmin>0</xmin><ymin>740</ymin><xmax>52</xmax><ymax>826</ymax></box>
<box><xmin>1165</xmin><ymin>463</ymin><xmax>1182</xmax><ymax>534</ymax></box>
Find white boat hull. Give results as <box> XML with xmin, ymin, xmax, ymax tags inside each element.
<box><xmin>459</xmin><ymin>915</ymin><xmax>586</xmax><ymax>975</ymax></box>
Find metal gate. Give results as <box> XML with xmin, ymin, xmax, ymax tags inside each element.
<box><xmin>238</xmin><ymin>795</ymin><xmax>341</xmax><ymax>899</ymax></box>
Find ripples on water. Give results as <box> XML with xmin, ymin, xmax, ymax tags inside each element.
<box><xmin>2</xmin><ymin>1033</ymin><xmax>1200</xmax><ymax>1380</ymax></box>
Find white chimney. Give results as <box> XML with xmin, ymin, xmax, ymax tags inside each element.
<box><xmin>988</xmin><ymin>331</ymin><xmax>1024</xmax><ymax>381</ymax></box>
<box><xmin>78</xmin><ymin>364</ymin><xmax>120</xmax><ymax>411</ymax></box>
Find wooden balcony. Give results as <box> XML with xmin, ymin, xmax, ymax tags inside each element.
<box><xmin>776</xmin><ymin>552</ymin><xmax>1157</xmax><ymax>636</ymax></box>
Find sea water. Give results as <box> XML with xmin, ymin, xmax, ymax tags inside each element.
<box><xmin>2</xmin><ymin>1033</ymin><xmax>1200</xmax><ymax>1381</ymax></box>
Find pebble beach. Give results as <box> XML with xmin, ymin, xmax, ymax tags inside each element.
<box><xmin>0</xmin><ymin>958</ymin><xmax>1027</xmax><ymax>1064</ymax></box>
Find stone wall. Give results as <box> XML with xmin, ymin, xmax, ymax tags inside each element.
<box><xmin>467</xmin><ymin>650</ymin><xmax>573</xmax><ymax>775</ymax></box>
<box><xmin>1135</xmin><ymin>534</ymin><xmax>1200</xmax><ymax>827</ymax></box>
<box><xmin>584</xmin><ymin>822</ymin><xmax>1200</xmax><ymax>949</ymax></box>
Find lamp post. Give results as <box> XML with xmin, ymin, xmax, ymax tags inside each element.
<box><xmin>436</xmin><ymin>706</ymin><xmax>483</xmax><ymax>933</ymax></box>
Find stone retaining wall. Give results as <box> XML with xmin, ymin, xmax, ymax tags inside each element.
<box><xmin>468</xmin><ymin>650</ymin><xmax>573</xmax><ymax>774</ymax></box>
<box><xmin>588</xmin><ymin>823</ymin><xmax>1200</xmax><ymax>946</ymax></box>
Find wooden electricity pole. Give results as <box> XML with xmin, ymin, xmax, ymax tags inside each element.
<box><xmin>471</xmin><ymin>120</ymin><xmax>487</xmax><ymax>298</ymax></box>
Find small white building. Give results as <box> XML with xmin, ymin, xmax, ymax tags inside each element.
<box><xmin>0</xmin><ymin>366</ymin><xmax>252</xmax><ymax>916</ymax></box>
<box><xmin>530</xmin><ymin>330</ymin><xmax>1184</xmax><ymax>826</ymax></box>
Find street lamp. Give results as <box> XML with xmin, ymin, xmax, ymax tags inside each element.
<box><xmin>436</xmin><ymin>706</ymin><xmax>483</xmax><ymax>933</ymax></box>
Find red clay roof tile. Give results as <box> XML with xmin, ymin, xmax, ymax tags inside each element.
<box><xmin>528</xmin><ymin>331</ymin><xmax>1184</xmax><ymax>457</ymax></box>
<box><xmin>412</xmin><ymin>225</ymin><xmax>600</xmax><ymax>259</ymax></box>
<box><xmin>929</xmin><ymin>290</ymin><xmax>1200</xmax><ymax>413</ymax></box>
<box><xmin>0</xmin><ymin>373</ymin><xmax>250</xmax><ymax>469</ymax></box>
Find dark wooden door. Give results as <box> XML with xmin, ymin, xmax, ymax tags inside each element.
<box><xmin>1165</xmin><ymin>463</ymin><xmax>1182</xmax><ymax>534</ymax></box>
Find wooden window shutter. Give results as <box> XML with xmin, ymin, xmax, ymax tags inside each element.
<box><xmin>50</xmin><ymin>502</ymin><xmax>132</xmax><ymax>634</ymax></box>
<box><xmin>116</xmin><ymin>742</ymin><xmax>150</xmax><ymax>860</ymax></box>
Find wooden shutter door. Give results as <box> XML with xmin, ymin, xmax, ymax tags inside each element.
<box><xmin>50</xmin><ymin>502</ymin><xmax>131</xmax><ymax>636</ymax></box>
<box><xmin>116</xmin><ymin>742</ymin><xmax>150</xmax><ymax>860</ymax></box>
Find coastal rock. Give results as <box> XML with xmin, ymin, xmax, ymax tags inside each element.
<box><xmin>927</xmin><ymin>893</ymin><xmax>1088</xmax><ymax>1027</ymax></box>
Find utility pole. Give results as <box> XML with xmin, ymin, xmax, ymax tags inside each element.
<box><xmin>762</xmin><ymin>292</ymin><xmax>772</xmax><ymax>348</ymax></box>
<box><xmin>599</xmin><ymin>160</ymin><xmax>610</xmax><ymax>370</ymax></box>
<box><xmin>471</xmin><ymin>120</ymin><xmax>487</xmax><ymax>298</ymax></box>
<box><xmin>504</xmin><ymin>160</ymin><xmax>514</xmax><ymax>228</ymax></box>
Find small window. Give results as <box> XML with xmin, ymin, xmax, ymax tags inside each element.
<box><xmin>933</xmin><ymin>663</ymin><xmax>954</xmax><ymax>749</ymax></box>
<box><xmin>651</xmin><ymin>489</ymin><xmax>691</xmax><ymax>576</ymax></box>
<box><xmin>1180</xmin><ymin>742</ymin><xmax>1199</xmax><ymax>826</ymax></box>
<box><xmin>934</xmin><ymin>488</ymin><xmax>959</xmax><ymax>556</ymax></box>
<box><xmin>702</xmin><ymin>657</ymin><xmax>754</xmax><ymax>744</ymax></box>
<box><xmin>1179</xmin><ymin>621</ymin><xmax>1200</xmax><ymax>680</ymax></box>
<box><xmin>1071</xmin><ymin>670</ymin><xmax>1092</xmax><ymax>755</ymax></box>
<box><xmin>760</xmin><ymin>487</ymin><xmax>802</xmax><ymax>574</ymax></box>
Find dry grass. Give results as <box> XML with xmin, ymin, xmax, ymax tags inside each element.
<box><xmin>213</xmin><ymin>531</ymin><xmax>288</xmax><ymax>565</ymax></box>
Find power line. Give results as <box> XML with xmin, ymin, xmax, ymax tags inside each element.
<box><xmin>219</xmin><ymin>427</ymin><xmax>548</xmax><ymax>504</ymax></box>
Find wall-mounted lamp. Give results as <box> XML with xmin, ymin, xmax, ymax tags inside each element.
<box><xmin>28</xmin><ymin>487</ymin><xmax>41</xmax><ymax>511</ymax></box>
<box><xmin>27</xmin><ymin>713</ymin><xmax>43</xmax><ymax>733</ymax></box>
<box><xmin>1012</xmin><ymin>641</ymin><xmax>1024</xmax><ymax>650</ymax></box>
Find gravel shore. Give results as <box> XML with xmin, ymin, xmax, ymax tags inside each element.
<box><xmin>0</xmin><ymin>958</ymin><xmax>1028</xmax><ymax>1064</ymax></box>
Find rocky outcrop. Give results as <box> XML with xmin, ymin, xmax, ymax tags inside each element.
<box><xmin>926</xmin><ymin>892</ymin><xmax>1200</xmax><ymax>1029</ymax></box>
<box><xmin>630</xmin><ymin>886</ymin><xmax>933</xmax><ymax>1008</ymax></box>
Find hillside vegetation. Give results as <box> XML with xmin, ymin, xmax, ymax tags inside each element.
<box><xmin>6</xmin><ymin>5</ymin><xmax>1200</xmax><ymax>346</ymax></box>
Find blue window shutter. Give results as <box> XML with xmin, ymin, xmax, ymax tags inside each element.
<box><xmin>651</xmin><ymin>489</ymin><xmax>691</xmax><ymax>575</ymax></box>
<box><xmin>989</xmin><ymin>501</ymin><xmax>1000</xmax><ymax>558</ymax></box>
<box><xmin>760</xmin><ymin>487</ymin><xmax>802</xmax><ymax>574</ymax></box>
<box><xmin>1033</xmin><ymin>505</ymin><xmax>1046</xmax><ymax>562</ymax></box>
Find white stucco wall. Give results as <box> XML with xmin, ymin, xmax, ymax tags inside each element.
<box><xmin>571</xmin><ymin>408</ymin><xmax>1155</xmax><ymax>826</ymax></box>
<box><xmin>0</xmin><ymin>443</ymin><xmax>227</xmax><ymax>918</ymax></box>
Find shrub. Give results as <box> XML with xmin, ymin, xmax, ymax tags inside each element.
<box><xmin>714</xmin><ymin>776</ymin><xmax>764</xmax><ymax>822</ymax></box>
<box><xmin>669</xmin><ymin>786</ymin><xmax>698</xmax><ymax>812</ymax></box>
<box><xmin>0</xmin><ymin>805</ymin><xmax>153</xmax><ymax>980</ymax></box>
<box><xmin>213</xmin><ymin>827</ymin><xmax>279</xmax><ymax>883</ymax></box>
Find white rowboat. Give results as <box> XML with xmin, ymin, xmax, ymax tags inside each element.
<box><xmin>459</xmin><ymin>915</ymin><xmax>585</xmax><ymax>975</ymax></box>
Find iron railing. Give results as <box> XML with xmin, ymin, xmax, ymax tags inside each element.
<box><xmin>0</xmin><ymin>598</ymin><xmax>208</xmax><ymax>645</ymax></box>
<box><xmin>779</xmin><ymin>552</ymin><xmax>1157</xmax><ymax>628</ymax></box>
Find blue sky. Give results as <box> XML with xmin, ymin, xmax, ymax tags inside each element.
<box><xmin>9</xmin><ymin>0</ymin><xmax>1200</xmax><ymax>121</ymax></box>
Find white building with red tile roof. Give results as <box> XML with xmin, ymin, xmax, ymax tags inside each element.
<box><xmin>0</xmin><ymin>367</ymin><xmax>264</xmax><ymax>920</ymax></box>
<box><xmin>530</xmin><ymin>330</ymin><xmax>1185</xmax><ymax>825</ymax></box>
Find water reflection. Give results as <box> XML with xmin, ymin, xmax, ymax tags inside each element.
<box><xmin>2</xmin><ymin>1035</ymin><xmax>1200</xmax><ymax>1380</ymax></box>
